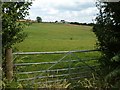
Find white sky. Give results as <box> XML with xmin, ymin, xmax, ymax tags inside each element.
<box><xmin>27</xmin><ymin>0</ymin><xmax>98</xmax><ymax>23</ymax></box>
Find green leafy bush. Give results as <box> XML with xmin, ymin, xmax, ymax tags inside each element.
<box><xmin>93</xmin><ymin>1</ymin><xmax>120</xmax><ymax>87</ymax></box>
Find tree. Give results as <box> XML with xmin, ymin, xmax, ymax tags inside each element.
<box><xmin>61</xmin><ymin>20</ymin><xmax>65</xmax><ymax>23</ymax></box>
<box><xmin>36</xmin><ymin>16</ymin><xmax>42</xmax><ymax>23</ymax></box>
<box><xmin>93</xmin><ymin>1</ymin><xmax>120</xmax><ymax>87</ymax></box>
<box><xmin>55</xmin><ymin>20</ymin><xmax>58</xmax><ymax>23</ymax></box>
<box><xmin>2</xmin><ymin>2</ymin><xmax>32</xmax><ymax>49</ymax></box>
<box><xmin>2</xmin><ymin>1</ymin><xmax>32</xmax><ymax>79</ymax></box>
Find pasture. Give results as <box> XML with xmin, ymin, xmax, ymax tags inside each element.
<box><xmin>15</xmin><ymin>23</ymin><xmax>97</xmax><ymax>52</ymax></box>
<box><xmin>14</xmin><ymin>23</ymin><xmax>100</xmax><ymax>88</ymax></box>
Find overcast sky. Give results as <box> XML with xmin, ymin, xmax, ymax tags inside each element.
<box><xmin>27</xmin><ymin>0</ymin><xmax>98</xmax><ymax>23</ymax></box>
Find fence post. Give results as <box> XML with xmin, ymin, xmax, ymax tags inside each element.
<box><xmin>5</xmin><ymin>48</ymin><xmax>13</xmax><ymax>81</ymax></box>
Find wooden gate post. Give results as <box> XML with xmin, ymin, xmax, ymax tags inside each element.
<box><xmin>5</xmin><ymin>48</ymin><xmax>13</xmax><ymax>81</ymax></box>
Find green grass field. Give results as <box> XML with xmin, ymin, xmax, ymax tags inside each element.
<box><xmin>15</xmin><ymin>23</ymin><xmax>97</xmax><ymax>52</ymax></box>
<box><xmin>14</xmin><ymin>23</ymin><xmax>100</xmax><ymax>85</ymax></box>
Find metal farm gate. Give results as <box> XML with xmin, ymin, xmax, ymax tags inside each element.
<box><xmin>13</xmin><ymin>50</ymin><xmax>100</xmax><ymax>88</ymax></box>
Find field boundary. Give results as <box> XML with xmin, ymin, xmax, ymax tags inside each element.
<box><xmin>13</xmin><ymin>49</ymin><xmax>100</xmax><ymax>86</ymax></box>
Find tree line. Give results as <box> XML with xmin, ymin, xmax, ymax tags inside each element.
<box><xmin>70</xmin><ymin>22</ymin><xmax>95</xmax><ymax>26</ymax></box>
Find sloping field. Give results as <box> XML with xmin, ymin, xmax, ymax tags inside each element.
<box><xmin>14</xmin><ymin>23</ymin><xmax>99</xmax><ymax>86</ymax></box>
<box><xmin>15</xmin><ymin>23</ymin><xmax>96</xmax><ymax>52</ymax></box>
